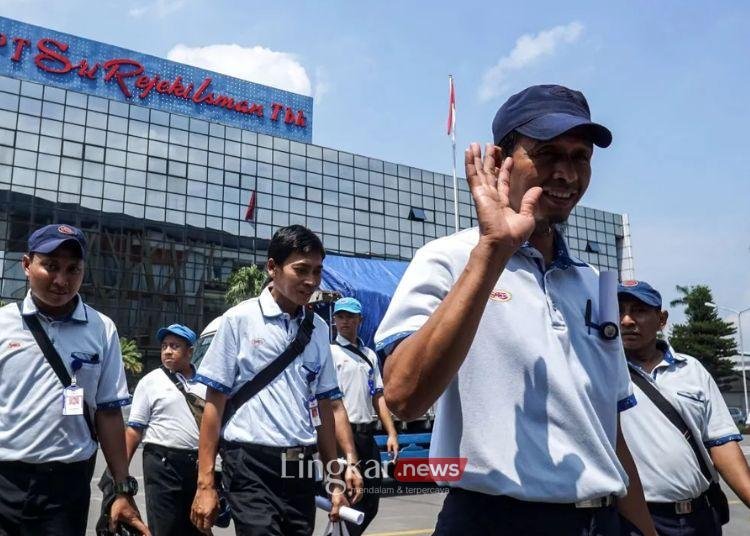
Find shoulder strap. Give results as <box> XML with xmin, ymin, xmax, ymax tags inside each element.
<box><xmin>18</xmin><ymin>303</ymin><xmax>97</xmax><ymax>442</ymax></box>
<box><xmin>160</xmin><ymin>366</ymin><xmax>204</xmax><ymax>429</ymax></box>
<box><xmin>628</xmin><ymin>367</ymin><xmax>712</xmax><ymax>481</ymax></box>
<box><xmin>223</xmin><ymin>307</ymin><xmax>316</xmax><ymax>425</ymax></box>
<box><xmin>335</xmin><ymin>340</ymin><xmax>374</xmax><ymax>370</ymax></box>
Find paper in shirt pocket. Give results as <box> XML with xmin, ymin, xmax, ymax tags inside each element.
<box><xmin>71</xmin><ymin>352</ymin><xmax>100</xmax><ymax>365</ymax></box>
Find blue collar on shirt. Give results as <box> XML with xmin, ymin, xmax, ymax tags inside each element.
<box><xmin>258</xmin><ymin>287</ymin><xmax>303</xmax><ymax>320</ymax></box>
<box><xmin>658</xmin><ymin>340</ymin><xmax>686</xmax><ymax>366</ymax></box>
<box><xmin>518</xmin><ymin>229</ymin><xmax>587</xmax><ymax>270</ymax></box>
<box><xmin>22</xmin><ymin>291</ymin><xmax>89</xmax><ymax>323</ymax></box>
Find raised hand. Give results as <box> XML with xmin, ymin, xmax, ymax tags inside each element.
<box><xmin>465</xmin><ymin>143</ymin><xmax>541</xmax><ymax>252</ymax></box>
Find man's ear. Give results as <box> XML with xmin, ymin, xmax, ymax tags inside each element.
<box><xmin>659</xmin><ymin>309</ymin><xmax>669</xmax><ymax>330</ymax></box>
<box><xmin>22</xmin><ymin>254</ymin><xmax>32</xmax><ymax>276</ymax></box>
<box><xmin>266</xmin><ymin>258</ymin><xmax>276</xmax><ymax>279</ymax></box>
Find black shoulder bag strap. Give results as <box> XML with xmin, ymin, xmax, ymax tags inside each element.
<box><xmin>628</xmin><ymin>367</ymin><xmax>712</xmax><ymax>481</ymax></box>
<box><xmin>335</xmin><ymin>340</ymin><xmax>374</xmax><ymax>370</ymax></box>
<box><xmin>18</xmin><ymin>302</ymin><xmax>97</xmax><ymax>442</ymax></box>
<box><xmin>628</xmin><ymin>366</ymin><xmax>730</xmax><ymax>523</ymax></box>
<box><xmin>160</xmin><ymin>366</ymin><xmax>205</xmax><ymax>430</ymax></box>
<box><xmin>222</xmin><ymin>307</ymin><xmax>315</xmax><ymax>425</ymax></box>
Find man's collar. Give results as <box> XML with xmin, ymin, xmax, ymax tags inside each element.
<box><xmin>657</xmin><ymin>339</ymin><xmax>687</xmax><ymax>365</ymax></box>
<box><xmin>258</xmin><ymin>287</ymin><xmax>303</xmax><ymax>319</ymax></box>
<box><xmin>518</xmin><ymin>228</ymin><xmax>587</xmax><ymax>269</ymax></box>
<box><xmin>336</xmin><ymin>334</ymin><xmax>361</xmax><ymax>348</ymax></box>
<box><xmin>22</xmin><ymin>290</ymin><xmax>88</xmax><ymax>323</ymax></box>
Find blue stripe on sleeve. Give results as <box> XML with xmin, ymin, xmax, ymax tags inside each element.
<box><xmin>98</xmin><ymin>397</ymin><xmax>132</xmax><ymax>409</ymax></box>
<box><xmin>194</xmin><ymin>374</ymin><xmax>232</xmax><ymax>394</ymax></box>
<box><xmin>705</xmin><ymin>434</ymin><xmax>743</xmax><ymax>447</ymax></box>
<box><xmin>316</xmin><ymin>387</ymin><xmax>343</xmax><ymax>400</ymax></box>
<box><xmin>617</xmin><ymin>394</ymin><xmax>637</xmax><ymax>412</ymax></box>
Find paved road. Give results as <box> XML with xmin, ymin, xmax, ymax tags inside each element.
<box><xmin>86</xmin><ymin>440</ymin><xmax>750</xmax><ymax>535</ymax></box>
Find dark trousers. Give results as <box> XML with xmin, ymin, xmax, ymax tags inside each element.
<box><xmin>220</xmin><ymin>442</ymin><xmax>316</xmax><ymax>536</ymax></box>
<box><xmin>433</xmin><ymin>488</ymin><xmax>641</xmax><ymax>536</ymax></box>
<box><xmin>0</xmin><ymin>455</ymin><xmax>96</xmax><ymax>536</ymax></box>
<box><xmin>345</xmin><ymin>429</ymin><xmax>382</xmax><ymax>536</ymax></box>
<box><xmin>142</xmin><ymin>444</ymin><xmax>203</xmax><ymax>536</ymax></box>
<box><xmin>648</xmin><ymin>498</ymin><xmax>722</xmax><ymax>536</ymax></box>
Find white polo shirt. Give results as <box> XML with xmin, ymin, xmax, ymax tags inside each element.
<box><xmin>0</xmin><ymin>291</ymin><xmax>131</xmax><ymax>463</ymax></box>
<box><xmin>621</xmin><ymin>341</ymin><xmax>741</xmax><ymax>502</ymax></box>
<box><xmin>127</xmin><ymin>366</ymin><xmax>207</xmax><ymax>450</ymax></box>
<box><xmin>375</xmin><ymin>228</ymin><xmax>635</xmax><ymax>502</ymax></box>
<box><xmin>196</xmin><ymin>288</ymin><xmax>342</xmax><ymax>447</ymax></box>
<box><xmin>331</xmin><ymin>334</ymin><xmax>384</xmax><ymax>424</ymax></box>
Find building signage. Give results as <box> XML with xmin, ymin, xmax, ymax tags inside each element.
<box><xmin>0</xmin><ymin>16</ymin><xmax>313</xmax><ymax>142</ymax></box>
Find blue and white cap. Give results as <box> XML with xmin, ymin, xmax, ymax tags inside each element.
<box><xmin>156</xmin><ymin>324</ymin><xmax>197</xmax><ymax>345</ymax></box>
<box><xmin>333</xmin><ymin>297</ymin><xmax>362</xmax><ymax>315</ymax></box>
<box><xmin>617</xmin><ymin>280</ymin><xmax>662</xmax><ymax>309</ymax></box>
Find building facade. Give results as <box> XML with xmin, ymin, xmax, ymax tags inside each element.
<box><xmin>0</xmin><ymin>16</ymin><xmax>633</xmax><ymax>357</ymax></box>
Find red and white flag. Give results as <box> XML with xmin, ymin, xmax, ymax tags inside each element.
<box><xmin>244</xmin><ymin>190</ymin><xmax>256</xmax><ymax>221</ymax></box>
<box><xmin>447</xmin><ymin>75</ymin><xmax>456</xmax><ymax>137</ymax></box>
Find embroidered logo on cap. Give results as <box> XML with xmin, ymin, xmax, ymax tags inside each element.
<box><xmin>621</xmin><ymin>280</ymin><xmax>639</xmax><ymax>287</ymax></box>
<box><xmin>489</xmin><ymin>289</ymin><xmax>512</xmax><ymax>302</ymax></box>
<box><xmin>57</xmin><ymin>225</ymin><xmax>75</xmax><ymax>235</ymax></box>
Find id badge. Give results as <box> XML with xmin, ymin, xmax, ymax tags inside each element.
<box><xmin>63</xmin><ymin>386</ymin><xmax>85</xmax><ymax>416</ymax></box>
<box><xmin>308</xmin><ymin>395</ymin><xmax>322</xmax><ymax>427</ymax></box>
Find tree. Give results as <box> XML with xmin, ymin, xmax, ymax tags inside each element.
<box><xmin>668</xmin><ymin>285</ymin><xmax>737</xmax><ymax>379</ymax></box>
<box><xmin>119</xmin><ymin>337</ymin><xmax>144</xmax><ymax>374</ymax></box>
<box><xmin>225</xmin><ymin>264</ymin><xmax>266</xmax><ymax>306</ymax></box>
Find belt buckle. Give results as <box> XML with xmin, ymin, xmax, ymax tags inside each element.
<box><xmin>675</xmin><ymin>500</ymin><xmax>693</xmax><ymax>514</ymax></box>
<box><xmin>575</xmin><ymin>495</ymin><xmax>612</xmax><ymax>509</ymax></box>
<box><xmin>285</xmin><ymin>447</ymin><xmax>303</xmax><ymax>458</ymax></box>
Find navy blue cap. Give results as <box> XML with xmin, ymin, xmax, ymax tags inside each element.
<box><xmin>157</xmin><ymin>324</ymin><xmax>197</xmax><ymax>346</ymax></box>
<box><xmin>492</xmin><ymin>84</ymin><xmax>612</xmax><ymax>148</ymax></box>
<box><xmin>618</xmin><ymin>280</ymin><xmax>662</xmax><ymax>309</ymax></box>
<box><xmin>28</xmin><ymin>224</ymin><xmax>87</xmax><ymax>256</ymax></box>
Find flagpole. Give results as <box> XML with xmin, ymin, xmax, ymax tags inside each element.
<box><xmin>449</xmin><ymin>75</ymin><xmax>459</xmax><ymax>233</ymax></box>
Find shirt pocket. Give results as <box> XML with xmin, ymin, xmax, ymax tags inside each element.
<box><xmin>68</xmin><ymin>351</ymin><xmax>102</xmax><ymax>399</ymax></box>
<box><xmin>674</xmin><ymin>389</ymin><xmax>708</xmax><ymax>429</ymax></box>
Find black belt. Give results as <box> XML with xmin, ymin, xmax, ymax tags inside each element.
<box><xmin>143</xmin><ymin>443</ymin><xmax>198</xmax><ymax>460</ymax></box>
<box><xmin>450</xmin><ymin>488</ymin><xmax>617</xmax><ymax>510</ymax></box>
<box><xmin>647</xmin><ymin>492</ymin><xmax>710</xmax><ymax>515</ymax></box>
<box><xmin>223</xmin><ymin>441</ymin><xmax>317</xmax><ymax>458</ymax></box>
<box><xmin>0</xmin><ymin>454</ymin><xmax>96</xmax><ymax>473</ymax></box>
<box><xmin>351</xmin><ymin>422</ymin><xmax>376</xmax><ymax>434</ymax></box>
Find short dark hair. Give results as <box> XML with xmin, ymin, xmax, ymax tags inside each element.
<box><xmin>268</xmin><ymin>225</ymin><xmax>325</xmax><ymax>266</ymax></box>
<box><xmin>496</xmin><ymin>130</ymin><xmax>519</xmax><ymax>157</ymax></box>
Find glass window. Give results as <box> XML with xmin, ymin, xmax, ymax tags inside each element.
<box><xmin>125</xmin><ymin>185</ymin><xmax>145</xmax><ymax>204</ymax></box>
<box><xmin>126</xmin><ymin>169</ymin><xmax>146</xmax><ymax>187</ymax></box>
<box><xmin>17</xmin><ymin>114</ymin><xmax>40</xmax><ymax>133</ymax></box>
<box><xmin>39</xmin><ymin>136</ymin><xmax>61</xmax><ymax>155</ymax></box>
<box><xmin>147</xmin><ymin>173</ymin><xmax>167</xmax><ymax>191</ymax></box>
<box><xmin>37</xmin><ymin>154</ymin><xmax>59</xmax><ymax>173</ymax></box>
<box><xmin>146</xmin><ymin>190</ymin><xmax>166</xmax><ymax>207</ymax></box>
<box><xmin>186</xmin><ymin>196</ymin><xmax>206</xmax><ymax>214</ymax></box>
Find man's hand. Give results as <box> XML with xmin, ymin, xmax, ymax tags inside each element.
<box><xmin>465</xmin><ymin>143</ymin><xmax>541</xmax><ymax>252</ymax></box>
<box><xmin>386</xmin><ymin>433</ymin><xmax>399</xmax><ymax>458</ymax></box>
<box><xmin>191</xmin><ymin>487</ymin><xmax>219</xmax><ymax>534</ymax></box>
<box><xmin>329</xmin><ymin>485</ymin><xmax>351</xmax><ymax>522</ymax></box>
<box><xmin>345</xmin><ymin>464</ymin><xmax>364</xmax><ymax>504</ymax></box>
<box><xmin>109</xmin><ymin>495</ymin><xmax>150</xmax><ymax>535</ymax></box>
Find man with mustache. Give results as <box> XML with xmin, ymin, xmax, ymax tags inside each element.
<box><xmin>618</xmin><ymin>280</ymin><xmax>750</xmax><ymax>535</ymax></box>
<box><xmin>0</xmin><ymin>224</ymin><xmax>148</xmax><ymax>535</ymax></box>
<box><xmin>375</xmin><ymin>85</ymin><xmax>656</xmax><ymax>535</ymax></box>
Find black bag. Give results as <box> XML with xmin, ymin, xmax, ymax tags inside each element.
<box><xmin>222</xmin><ymin>307</ymin><xmax>315</xmax><ymax>424</ymax></box>
<box><xmin>628</xmin><ymin>368</ymin><xmax>730</xmax><ymax>524</ymax></box>
<box><xmin>18</xmin><ymin>304</ymin><xmax>97</xmax><ymax>441</ymax></box>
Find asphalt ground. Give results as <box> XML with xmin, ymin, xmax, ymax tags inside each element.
<box><xmin>86</xmin><ymin>438</ymin><xmax>750</xmax><ymax>535</ymax></box>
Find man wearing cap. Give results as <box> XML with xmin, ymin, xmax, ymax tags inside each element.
<box><xmin>618</xmin><ymin>280</ymin><xmax>750</xmax><ymax>535</ymax></box>
<box><xmin>375</xmin><ymin>85</ymin><xmax>656</xmax><ymax>535</ymax></box>
<box><xmin>125</xmin><ymin>324</ymin><xmax>206</xmax><ymax>535</ymax></box>
<box><xmin>0</xmin><ymin>224</ymin><xmax>148</xmax><ymax>535</ymax></box>
<box><xmin>330</xmin><ymin>297</ymin><xmax>399</xmax><ymax>536</ymax></box>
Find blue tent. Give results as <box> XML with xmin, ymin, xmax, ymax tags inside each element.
<box><xmin>320</xmin><ymin>255</ymin><xmax>408</xmax><ymax>351</ymax></box>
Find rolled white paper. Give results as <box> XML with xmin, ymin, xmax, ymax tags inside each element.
<box><xmin>598</xmin><ymin>271</ymin><xmax>619</xmax><ymax>326</ymax></box>
<box><xmin>315</xmin><ymin>496</ymin><xmax>365</xmax><ymax>525</ymax></box>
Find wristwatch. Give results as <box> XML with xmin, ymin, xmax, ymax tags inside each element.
<box><xmin>113</xmin><ymin>476</ymin><xmax>139</xmax><ymax>496</ymax></box>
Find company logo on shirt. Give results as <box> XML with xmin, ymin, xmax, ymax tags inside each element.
<box><xmin>489</xmin><ymin>289</ymin><xmax>512</xmax><ymax>302</ymax></box>
<box><xmin>7</xmin><ymin>341</ymin><xmax>21</xmax><ymax>349</ymax></box>
<box><xmin>251</xmin><ymin>338</ymin><xmax>264</xmax><ymax>348</ymax></box>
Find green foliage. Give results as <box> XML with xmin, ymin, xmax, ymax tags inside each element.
<box><xmin>119</xmin><ymin>337</ymin><xmax>144</xmax><ymax>374</ymax></box>
<box><xmin>668</xmin><ymin>285</ymin><xmax>737</xmax><ymax>379</ymax></box>
<box><xmin>225</xmin><ymin>264</ymin><xmax>266</xmax><ymax>306</ymax></box>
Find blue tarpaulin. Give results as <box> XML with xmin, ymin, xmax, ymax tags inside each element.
<box><xmin>320</xmin><ymin>255</ymin><xmax>408</xmax><ymax>351</ymax></box>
